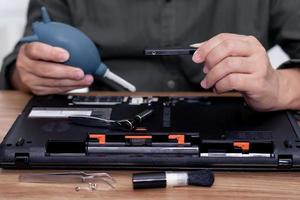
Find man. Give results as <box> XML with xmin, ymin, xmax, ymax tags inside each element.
<box><xmin>1</xmin><ymin>0</ymin><xmax>300</xmax><ymax>111</ymax></box>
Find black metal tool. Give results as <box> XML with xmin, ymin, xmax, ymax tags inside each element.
<box><xmin>69</xmin><ymin>109</ymin><xmax>154</xmax><ymax>131</ymax></box>
<box><xmin>144</xmin><ymin>48</ymin><xmax>197</xmax><ymax>56</ymax></box>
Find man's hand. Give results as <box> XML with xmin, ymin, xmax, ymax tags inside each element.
<box><xmin>192</xmin><ymin>33</ymin><xmax>284</xmax><ymax>111</ymax></box>
<box><xmin>12</xmin><ymin>42</ymin><xmax>94</xmax><ymax>95</ymax></box>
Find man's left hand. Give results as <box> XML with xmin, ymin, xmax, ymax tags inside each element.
<box><xmin>192</xmin><ymin>33</ymin><xmax>283</xmax><ymax>111</ymax></box>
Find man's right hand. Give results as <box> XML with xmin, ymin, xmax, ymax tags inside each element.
<box><xmin>12</xmin><ymin>42</ymin><xmax>94</xmax><ymax>95</ymax></box>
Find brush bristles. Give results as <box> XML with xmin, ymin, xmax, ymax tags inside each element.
<box><xmin>187</xmin><ymin>170</ymin><xmax>214</xmax><ymax>187</ymax></box>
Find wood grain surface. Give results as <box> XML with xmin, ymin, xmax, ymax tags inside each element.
<box><xmin>0</xmin><ymin>91</ymin><xmax>300</xmax><ymax>200</ymax></box>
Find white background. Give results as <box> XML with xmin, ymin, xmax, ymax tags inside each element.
<box><xmin>0</xmin><ymin>0</ymin><xmax>290</xmax><ymax>69</ymax></box>
<box><xmin>0</xmin><ymin>0</ymin><xmax>29</xmax><ymax>67</ymax></box>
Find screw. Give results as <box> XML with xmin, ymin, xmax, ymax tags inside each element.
<box><xmin>88</xmin><ymin>183</ymin><xmax>97</xmax><ymax>191</ymax></box>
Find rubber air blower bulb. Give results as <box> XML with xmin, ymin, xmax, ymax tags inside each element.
<box><xmin>21</xmin><ymin>7</ymin><xmax>136</xmax><ymax>92</ymax></box>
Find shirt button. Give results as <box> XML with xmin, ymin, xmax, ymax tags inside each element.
<box><xmin>167</xmin><ymin>80</ymin><xmax>176</xmax><ymax>89</ymax></box>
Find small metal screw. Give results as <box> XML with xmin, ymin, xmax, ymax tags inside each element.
<box><xmin>88</xmin><ymin>183</ymin><xmax>97</xmax><ymax>191</ymax></box>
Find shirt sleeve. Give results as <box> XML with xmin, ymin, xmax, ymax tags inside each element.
<box><xmin>0</xmin><ymin>0</ymin><xmax>72</xmax><ymax>90</ymax></box>
<box><xmin>270</xmin><ymin>0</ymin><xmax>300</xmax><ymax>59</ymax></box>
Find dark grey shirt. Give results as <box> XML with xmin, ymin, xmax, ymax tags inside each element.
<box><xmin>2</xmin><ymin>0</ymin><xmax>300</xmax><ymax>91</ymax></box>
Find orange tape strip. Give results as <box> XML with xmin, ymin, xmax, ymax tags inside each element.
<box><xmin>168</xmin><ymin>134</ymin><xmax>185</xmax><ymax>144</ymax></box>
<box><xmin>233</xmin><ymin>142</ymin><xmax>250</xmax><ymax>151</ymax></box>
<box><xmin>89</xmin><ymin>134</ymin><xmax>106</xmax><ymax>144</ymax></box>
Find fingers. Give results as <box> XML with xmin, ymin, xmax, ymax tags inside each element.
<box><xmin>24</xmin><ymin>42</ymin><xmax>69</xmax><ymax>62</ymax></box>
<box><xmin>19</xmin><ymin>73</ymin><xmax>93</xmax><ymax>95</ymax></box>
<box><xmin>192</xmin><ymin>33</ymin><xmax>249</xmax><ymax>63</ymax></box>
<box><xmin>213</xmin><ymin>73</ymin><xmax>253</xmax><ymax>94</ymax></box>
<box><xmin>18</xmin><ymin>42</ymin><xmax>85</xmax><ymax>80</ymax></box>
<box><xmin>201</xmin><ymin>57</ymin><xmax>253</xmax><ymax>89</ymax></box>
<box><xmin>204</xmin><ymin>39</ymin><xmax>255</xmax><ymax>70</ymax></box>
<box><xmin>191</xmin><ymin>33</ymin><xmax>277</xmax><ymax>110</ymax></box>
<box><xmin>26</xmin><ymin>74</ymin><xmax>94</xmax><ymax>88</ymax></box>
<box><xmin>14</xmin><ymin>42</ymin><xmax>93</xmax><ymax>95</ymax></box>
<box><xmin>30</xmin><ymin>86</ymin><xmax>85</xmax><ymax>96</ymax></box>
<box><xmin>23</xmin><ymin>58</ymin><xmax>85</xmax><ymax>80</ymax></box>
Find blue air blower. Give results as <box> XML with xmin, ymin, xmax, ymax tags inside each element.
<box><xmin>21</xmin><ymin>7</ymin><xmax>136</xmax><ymax>92</ymax></box>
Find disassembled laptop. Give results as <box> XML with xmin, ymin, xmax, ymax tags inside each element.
<box><xmin>1</xmin><ymin>95</ymin><xmax>300</xmax><ymax>170</ymax></box>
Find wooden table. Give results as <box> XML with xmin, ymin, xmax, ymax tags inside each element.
<box><xmin>1</xmin><ymin>91</ymin><xmax>300</xmax><ymax>200</ymax></box>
